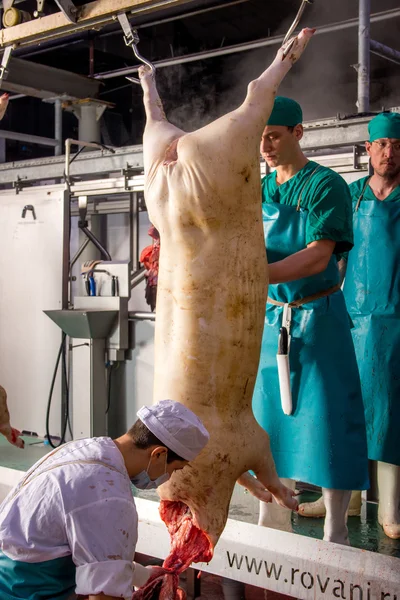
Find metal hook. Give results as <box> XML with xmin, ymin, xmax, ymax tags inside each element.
<box><xmin>21</xmin><ymin>204</ymin><xmax>37</xmax><ymax>220</ymax></box>
<box><xmin>281</xmin><ymin>0</ymin><xmax>314</xmax><ymax>58</ymax></box>
<box><xmin>116</xmin><ymin>13</ymin><xmax>155</xmax><ymax>85</ymax></box>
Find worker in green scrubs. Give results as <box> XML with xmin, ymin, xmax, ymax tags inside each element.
<box><xmin>299</xmin><ymin>112</ymin><xmax>400</xmax><ymax>540</ymax></box>
<box><xmin>252</xmin><ymin>97</ymin><xmax>369</xmax><ymax>546</ymax></box>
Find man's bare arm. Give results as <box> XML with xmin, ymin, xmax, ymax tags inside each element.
<box><xmin>268</xmin><ymin>239</ymin><xmax>336</xmax><ymax>284</ymax></box>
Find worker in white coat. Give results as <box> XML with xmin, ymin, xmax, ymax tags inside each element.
<box><xmin>0</xmin><ymin>399</ymin><xmax>209</xmax><ymax>600</ymax></box>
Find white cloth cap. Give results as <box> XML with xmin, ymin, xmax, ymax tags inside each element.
<box><xmin>137</xmin><ymin>400</ymin><xmax>209</xmax><ymax>461</ymax></box>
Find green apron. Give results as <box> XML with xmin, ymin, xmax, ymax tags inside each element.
<box><xmin>343</xmin><ymin>177</ymin><xmax>400</xmax><ymax>466</ymax></box>
<box><xmin>0</xmin><ymin>552</ymin><xmax>76</xmax><ymax>600</ymax></box>
<box><xmin>253</xmin><ymin>167</ymin><xmax>369</xmax><ymax>490</ymax></box>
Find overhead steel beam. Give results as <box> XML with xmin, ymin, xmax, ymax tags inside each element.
<box><xmin>0</xmin><ymin>57</ymin><xmax>101</xmax><ymax>99</ymax></box>
<box><xmin>293</xmin><ymin>108</ymin><xmax>399</xmax><ymax>151</ymax></box>
<box><xmin>0</xmin><ymin>143</ymin><xmax>144</xmax><ymax>184</ymax></box>
<box><xmin>94</xmin><ymin>7</ymin><xmax>400</xmax><ymax>80</ymax></box>
<box><xmin>370</xmin><ymin>39</ymin><xmax>400</xmax><ymax>66</ymax></box>
<box><xmin>0</xmin><ymin>0</ymin><xmax>200</xmax><ymax>49</ymax></box>
<box><xmin>0</xmin><ymin>109</ymin><xmax>399</xmax><ymax>184</ymax></box>
<box><xmin>302</xmin><ymin>124</ymin><xmax>369</xmax><ymax>151</ymax></box>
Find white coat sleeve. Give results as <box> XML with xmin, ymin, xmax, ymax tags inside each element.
<box><xmin>132</xmin><ymin>561</ymin><xmax>152</xmax><ymax>588</ymax></box>
<box><xmin>65</xmin><ymin>496</ymin><xmax>138</xmax><ymax>599</ymax></box>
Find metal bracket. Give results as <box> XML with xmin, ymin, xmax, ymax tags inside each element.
<box><xmin>353</xmin><ymin>144</ymin><xmax>363</xmax><ymax>170</ymax></box>
<box><xmin>122</xmin><ymin>166</ymin><xmax>136</xmax><ymax>190</ymax></box>
<box><xmin>53</xmin><ymin>0</ymin><xmax>78</xmax><ymax>23</ymax></box>
<box><xmin>34</xmin><ymin>0</ymin><xmax>46</xmax><ymax>18</ymax></box>
<box><xmin>2</xmin><ymin>0</ymin><xmax>15</xmax><ymax>11</ymax></box>
<box><xmin>21</xmin><ymin>204</ymin><xmax>37</xmax><ymax>219</ymax></box>
<box><xmin>116</xmin><ymin>12</ymin><xmax>155</xmax><ymax>84</ymax></box>
<box><xmin>138</xmin><ymin>192</ymin><xmax>146</xmax><ymax>212</ymax></box>
<box><xmin>117</xmin><ymin>12</ymin><xmax>140</xmax><ymax>47</ymax></box>
<box><xmin>78</xmin><ymin>195</ymin><xmax>88</xmax><ymax>225</ymax></box>
<box><xmin>0</xmin><ymin>46</ymin><xmax>13</xmax><ymax>83</ymax></box>
<box><xmin>13</xmin><ymin>175</ymin><xmax>27</xmax><ymax>195</ymax></box>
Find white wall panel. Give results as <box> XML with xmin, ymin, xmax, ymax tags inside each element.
<box><xmin>0</xmin><ymin>187</ymin><xmax>65</xmax><ymax>437</ymax></box>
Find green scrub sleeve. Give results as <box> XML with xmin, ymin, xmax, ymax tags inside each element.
<box><xmin>306</xmin><ymin>172</ymin><xmax>354</xmax><ymax>256</ymax></box>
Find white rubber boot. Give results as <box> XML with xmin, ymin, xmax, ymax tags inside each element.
<box><xmin>221</xmin><ymin>577</ymin><xmax>246</xmax><ymax>600</ymax></box>
<box><xmin>322</xmin><ymin>488</ymin><xmax>351</xmax><ymax>545</ymax></box>
<box><xmin>377</xmin><ymin>461</ymin><xmax>400</xmax><ymax>540</ymax></box>
<box><xmin>298</xmin><ymin>490</ymin><xmax>362</xmax><ymax>518</ymax></box>
<box><xmin>258</xmin><ymin>478</ymin><xmax>296</xmax><ymax>532</ymax></box>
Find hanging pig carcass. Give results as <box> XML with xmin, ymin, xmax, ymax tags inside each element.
<box><xmin>133</xmin><ymin>29</ymin><xmax>315</xmax><ymax>599</ymax></box>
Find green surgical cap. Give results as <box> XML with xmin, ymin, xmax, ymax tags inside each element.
<box><xmin>267</xmin><ymin>96</ymin><xmax>303</xmax><ymax>127</ymax></box>
<box><xmin>368</xmin><ymin>112</ymin><xmax>400</xmax><ymax>142</ymax></box>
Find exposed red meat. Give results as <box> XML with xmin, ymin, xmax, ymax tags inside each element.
<box><xmin>161</xmin><ymin>501</ymin><xmax>213</xmax><ymax>570</ymax></box>
<box><xmin>132</xmin><ymin>501</ymin><xmax>212</xmax><ymax>600</ymax></box>
<box><xmin>140</xmin><ymin>225</ymin><xmax>160</xmax><ymax>312</ymax></box>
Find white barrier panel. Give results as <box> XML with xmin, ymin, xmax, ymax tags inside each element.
<box><xmin>0</xmin><ymin>466</ymin><xmax>24</xmax><ymax>503</ymax></box>
<box><xmin>1</xmin><ymin>469</ymin><xmax>399</xmax><ymax>598</ymax></box>
<box><xmin>135</xmin><ymin>498</ymin><xmax>400</xmax><ymax>599</ymax></box>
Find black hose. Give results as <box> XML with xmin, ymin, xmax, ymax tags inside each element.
<box><xmin>106</xmin><ymin>364</ymin><xmax>114</xmax><ymax>414</ymax></box>
<box><xmin>45</xmin><ymin>333</ymin><xmax>70</xmax><ymax>449</ymax></box>
<box><xmin>78</xmin><ymin>224</ymin><xmax>112</xmax><ymax>261</ymax></box>
<box><xmin>62</xmin><ymin>339</ymin><xmax>73</xmax><ymax>440</ymax></box>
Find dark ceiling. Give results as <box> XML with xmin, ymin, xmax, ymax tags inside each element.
<box><xmin>1</xmin><ymin>0</ymin><xmax>400</xmax><ymax>160</ymax></box>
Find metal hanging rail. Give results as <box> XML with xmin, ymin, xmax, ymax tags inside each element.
<box><xmin>94</xmin><ymin>7</ymin><xmax>400</xmax><ymax>80</ymax></box>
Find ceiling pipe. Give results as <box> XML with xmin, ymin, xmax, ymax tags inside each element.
<box><xmin>0</xmin><ymin>129</ymin><xmax>58</xmax><ymax>146</ymax></box>
<box><xmin>94</xmin><ymin>7</ymin><xmax>400</xmax><ymax>80</ymax></box>
<box><xmin>370</xmin><ymin>39</ymin><xmax>400</xmax><ymax>66</ymax></box>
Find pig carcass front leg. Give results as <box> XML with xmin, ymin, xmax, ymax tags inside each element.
<box><xmin>0</xmin><ymin>385</ymin><xmax>24</xmax><ymax>448</ymax></box>
<box><xmin>140</xmin><ymin>66</ymin><xmax>187</xmax><ymax>175</ymax></box>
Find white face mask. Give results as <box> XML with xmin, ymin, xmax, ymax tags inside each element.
<box><xmin>130</xmin><ymin>453</ymin><xmax>170</xmax><ymax>490</ymax></box>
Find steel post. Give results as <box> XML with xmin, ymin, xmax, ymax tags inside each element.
<box><xmin>358</xmin><ymin>0</ymin><xmax>371</xmax><ymax>113</ymax></box>
<box><xmin>54</xmin><ymin>99</ymin><xmax>62</xmax><ymax>156</ymax></box>
<box><xmin>79</xmin><ymin>104</ymin><xmax>101</xmax><ymax>144</ymax></box>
